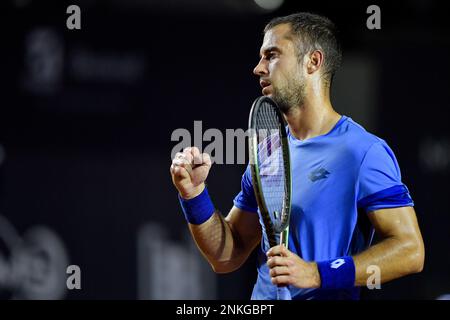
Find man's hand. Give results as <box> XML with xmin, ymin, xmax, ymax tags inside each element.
<box><xmin>170</xmin><ymin>147</ymin><xmax>212</xmax><ymax>199</ymax></box>
<box><xmin>267</xmin><ymin>245</ymin><xmax>321</xmax><ymax>289</ymax></box>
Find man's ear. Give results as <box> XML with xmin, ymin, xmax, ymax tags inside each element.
<box><xmin>306</xmin><ymin>50</ymin><xmax>324</xmax><ymax>74</ymax></box>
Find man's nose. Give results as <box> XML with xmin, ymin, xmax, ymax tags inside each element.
<box><xmin>253</xmin><ymin>58</ymin><xmax>268</xmax><ymax>76</ymax></box>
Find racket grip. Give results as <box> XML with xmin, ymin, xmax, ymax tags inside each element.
<box><xmin>276</xmin><ymin>286</ymin><xmax>292</xmax><ymax>300</ymax></box>
<box><xmin>280</xmin><ymin>227</ymin><xmax>289</xmax><ymax>248</ymax></box>
<box><xmin>276</xmin><ymin>228</ymin><xmax>292</xmax><ymax>300</ymax></box>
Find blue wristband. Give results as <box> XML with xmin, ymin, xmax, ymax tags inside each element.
<box><xmin>178</xmin><ymin>187</ymin><xmax>215</xmax><ymax>225</ymax></box>
<box><xmin>317</xmin><ymin>256</ymin><xmax>356</xmax><ymax>290</ymax></box>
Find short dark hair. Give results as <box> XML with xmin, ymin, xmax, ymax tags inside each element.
<box><xmin>264</xmin><ymin>12</ymin><xmax>342</xmax><ymax>85</ymax></box>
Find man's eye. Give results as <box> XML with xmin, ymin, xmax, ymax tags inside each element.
<box><xmin>267</xmin><ymin>52</ymin><xmax>277</xmax><ymax>60</ymax></box>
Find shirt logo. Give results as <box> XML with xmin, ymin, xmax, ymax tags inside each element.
<box><xmin>309</xmin><ymin>168</ymin><xmax>330</xmax><ymax>182</ymax></box>
<box><xmin>331</xmin><ymin>259</ymin><xmax>345</xmax><ymax>269</ymax></box>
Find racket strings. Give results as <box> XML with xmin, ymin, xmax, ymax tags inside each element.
<box><xmin>255</xmin><ymin>102</ymin><xmax>289</xmax><ymax>230</ymax></box>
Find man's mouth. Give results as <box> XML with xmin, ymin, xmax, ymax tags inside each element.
<box><xmin>260</xmin><ymin>80</ymin><xmax>272</xmax><ymax>95</ymax></box>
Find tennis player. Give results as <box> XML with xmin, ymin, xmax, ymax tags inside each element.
<box><xmin>170</xmin><ymin>12</ymin><xmax>424</xmax><ymax>300</ymax></box>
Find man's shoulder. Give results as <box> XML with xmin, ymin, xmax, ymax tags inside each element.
<box><xmin>340</xmin><ymin>116</ymin><xmax>384</xmax><ymax>146</ymax></box>
<box><xmin>337</xmin><ymin>116</ymin><xmax>388</xmax><ymax>159</ymax></box>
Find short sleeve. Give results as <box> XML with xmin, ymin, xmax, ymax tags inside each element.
<box><xmin>357</xmin><ymin>141</ymin><xmax>414</xmax><ymax>212</ymax></box>
<box><xmin>233</xmin><ymin>165</ymin><xmax>258</xmax><ymax>213</ymax></box>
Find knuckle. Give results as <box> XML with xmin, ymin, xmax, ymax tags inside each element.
<box><xmin>272</xmin><ymin>267</ymin><xmax>279</xmax><ymax>276</ymax></box>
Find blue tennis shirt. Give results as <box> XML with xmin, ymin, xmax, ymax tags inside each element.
<box><xmin>233</xmin><ymin>116</ymin><xmax>414</xmax><ymax>300</ymax></box>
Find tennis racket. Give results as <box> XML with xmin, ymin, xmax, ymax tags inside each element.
<box><xmin>248</xmin><ymin>96</ymin><xmax>292</xmax><ymax>300</ymax></box>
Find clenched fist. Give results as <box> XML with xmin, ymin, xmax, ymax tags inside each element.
<box><xmin>170</xmin><ymin>147</ymin><xmax>212</xmax><ymax>199</ymax></box>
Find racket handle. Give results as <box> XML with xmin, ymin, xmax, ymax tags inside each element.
<box><xmin>276</xmin><ymin>227</ymin><xmax>291</xmax><ymax>300</ymax></box>
<box><xmin>280</xmin><ymin>227</ymin><xmax>289</xmax><ymax>249</ymax></box>
<box><xmin>276</xmin><ymin>286</ymin><xmax>292</xmax><ymax>300</ymax></box>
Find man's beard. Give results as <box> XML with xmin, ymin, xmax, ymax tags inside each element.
<box><xmin>271</xmin><ymin>77</ymin><xmax>306</xmax><ymax>115</ymax></box>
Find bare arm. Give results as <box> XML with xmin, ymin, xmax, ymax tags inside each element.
<box><xmin>189</xmin><ymin>205</ymin><xmax>261</xmax><ymax>273</ymax></box>
<box><xmin>267</xmin><ymin>206</ymin><xmax>425</xmax><ymax>289</ymax></box>
<box><xmin>170</xmin><ymin>147</ymin><xmax>262</xmax><ymax>274</ymax></box>
<box><xmin>353</xmin><ymin>206</ymin><xmax>425</xmax><ymax>286</ymax></box>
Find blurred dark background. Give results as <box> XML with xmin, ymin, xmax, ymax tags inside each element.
<box><xmin>0</xmin><ymin>0</ymin><xmax>449</xmax><ymax>299</ymax></box>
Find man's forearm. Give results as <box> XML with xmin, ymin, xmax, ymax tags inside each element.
<box><xmin>188</xmin><ymin>212</ymin><xmax>244</xmax><ymax>273</ymax></box>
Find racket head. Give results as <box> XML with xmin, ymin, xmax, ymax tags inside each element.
<box><xmin>248</xmin><ymin>96</ymin><xmax>292</xmax><ymax>248</ymax></box>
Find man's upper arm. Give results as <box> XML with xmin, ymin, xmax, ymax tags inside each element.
<box><xmin>357</xmin><ymin>141</ymin><xmax>414</xmax><ymax>213</ymax></box>
<box><xmin>225</xmin><ymin>206</ymin><xmax>262</xmax><ymax>259</ymax></box>
<box><xmin>229</xmin><ymin>165</ymin><xmax>261</xmax><ymax>257</ymax></box>
<box><xmin>368</xmin><ymin>206</ymin><xmax>424</xmax><ymax>249</ymax></box>
<box><xmin>233</xmin><ymin>165</ymin><xmax>259</xmax><ymax>213</ymax></box>
<box><xmin>352</xmin><ymin>206</ymin><xmax>425</xmax><ymax>283</ymax></box>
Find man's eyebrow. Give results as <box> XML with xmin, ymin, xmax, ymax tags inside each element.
<box><xmin>259</xmin><ymin>46</ymin><xmax>282</xmax><ymax>58</ymax></box>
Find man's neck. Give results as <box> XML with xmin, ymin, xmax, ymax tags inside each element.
<box><xmin>284</xmin><ymin>95</ymin><xmax>341</xmax><ymax>141</ymax></box>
